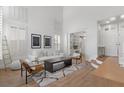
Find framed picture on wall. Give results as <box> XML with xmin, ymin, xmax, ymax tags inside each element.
<box><xmin>44</xmin><ymin>35</ymin><xmax>52</xmax><ymax>48</ymax></box>
<box><xmin>31</xmin><ymin>34</ymin><xmax>41</xmax><ymax>49</ymax></box>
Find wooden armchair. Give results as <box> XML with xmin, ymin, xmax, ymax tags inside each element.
<box><xmin>20</xmin><ymin>59</ymin><xmax>44</xmax><ymax>84</ymax></box>
<box><xmin>72</xmin><ymin>53</ymin><xmax>83</xmax><ymax>64</ymax></box>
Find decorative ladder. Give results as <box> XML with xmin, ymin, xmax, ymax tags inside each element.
<box><xmin>2</xmin><ymin>35</ymin><xmax>12</xmax><ymax>70</ymax></box>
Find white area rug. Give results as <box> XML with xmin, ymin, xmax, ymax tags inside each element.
<box><xmin>32</xmin><ymin>63</ymin><xmax>85</xmax><ymax>87</ymax></box>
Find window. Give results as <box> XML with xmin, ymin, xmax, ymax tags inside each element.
<box><xmin>54</xmin><ymin>35</ymin><xmax>60</xmax><ymax>51</ymax></box>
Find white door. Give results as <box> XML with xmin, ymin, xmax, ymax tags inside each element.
<box><xmin>103</xmin><ymin>24</ymin><xmax>118</xmax><ymax>56</ymax></box>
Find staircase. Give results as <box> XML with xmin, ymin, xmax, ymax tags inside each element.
<box><xmin>2</xmin><ymin>35</ymin><xmax>12</xmax><ymax>70</ymax></box>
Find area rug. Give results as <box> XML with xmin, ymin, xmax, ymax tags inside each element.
<box><xmin>32</xmin><ymin>63</ymin><xmax>86</xmax><ymax>87</ymax></box>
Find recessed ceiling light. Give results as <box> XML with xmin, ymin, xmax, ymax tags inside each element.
<box><xmin>120</xmin><ymin>14</ymin><xmax>124</xmax><ymax>19</ymax></box>
<box><xmin>106</xmin><ymin>21</ymin><xmax>110</xmax><ymax>24</ymax></box>
<box><xmin>110</xmin><ymin>17</ymin><xmax>116</xmax><ymax>21</ymax></box>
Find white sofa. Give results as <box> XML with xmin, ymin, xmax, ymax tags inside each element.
<box><xmin>9</xmin><ymin>53</ymin><xmax>64</xmax><ymax>70</ymax></box>
<box><xmin>38</xmin><ymin>54</ymin><xmax>64</xmax><ymax>62</ymax></box>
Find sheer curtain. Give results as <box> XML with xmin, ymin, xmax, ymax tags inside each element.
<box><xmin>3</xmin><ymin>6</ymin><xmax>28</xmax><ymax>61</ymax></box>
<box><xmin>54</xmin><ymin>34</ymin><xmax>60</xmax><ymax>51</ymax></box>
<box><xmin>6</xmin><ymin>25</ymin><xmax>28</xmax><ymax>61</ymax></box>
<box><xmin>0</xmin><ymin>7</ymin><xmax>2</xmax><ymax>60</ymax></box>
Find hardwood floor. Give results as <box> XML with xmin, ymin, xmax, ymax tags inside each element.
<box><xmin>92</xmin><ymin>57</ymin><xmax>124</xmax><ymax>87</ymax></box>
<box><xmin>48</xmin><ymin>66</ymin><xmax>94</xmax><ymax>87</ymax></box>
<box><xmin>0</xmin><ymin>57</ymin><xmax>124</xmax><ymax>87</ymax></box>
<box><xmin>0</xmin><ymin>69</ymin><xmax>38</xmax><ymax>87</ymax></box>
<box><xmin>48</xmin><ymin>57</ymin><xmax>124</xmax><ymax>87</ymax></box>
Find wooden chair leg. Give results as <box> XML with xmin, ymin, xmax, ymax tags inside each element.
<box><xmin>21</xmin><ymin>64</ymin><xmax>23</xmax><ymax>77</ymax></box>
<box><xmin>26</xmin><ymin>70</ymin><xmax>28</xmax><ymax>84</ymax></box>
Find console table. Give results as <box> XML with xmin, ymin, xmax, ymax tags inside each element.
<box><xmin>44</xmin><ymin>57</ymin><xmax>72</xmax><ymax>73</ymax></box>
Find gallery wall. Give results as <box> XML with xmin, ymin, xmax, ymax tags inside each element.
<box><xmin>27</xmin><ymin>6</ymin><xmax>63</xmax><ymax>57</ymax></box>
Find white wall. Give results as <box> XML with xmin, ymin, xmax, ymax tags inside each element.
<box><xmin>62</xmin><ymin>6</ymin><xmax>124</xmax><ymax>60</ymax></box>
<box><xmin>27</xmin><ymin>6</ymin><xmax>63</xmax><ymax>56</ymax></box>
<box><xmin>0</xmin><ymin>7</ymin><xmax>2</xmax><ymax>60</ymax></box>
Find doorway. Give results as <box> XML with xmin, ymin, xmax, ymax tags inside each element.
<box><xmin>68</xmin><ymin>31</ymin><xmax>86</xmax><ymax>57</ymax></box>
<box><xmin>98</xmin><ymin>23</ymin><xmax>118</xmax><ymax>57</ymax></box>
<box><xmin>98</xmin><ymin>14</ymin><xmax>124</xmax><ymax>65</ymax></box>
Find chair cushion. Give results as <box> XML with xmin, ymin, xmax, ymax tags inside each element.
<box><xmin>91</xmin><ymin>63</ymin><xmax>99</xmax><ymax>69</ymax></box>
<box><xmin>9</xmin><ymin>60</ymin><xmax>21</xmax><ymax>70</ymax></box>
<box><xmin>72</xmin><ymin>53</ymin><xmax>80</xmax><ymax>57</ymax></box>
<box><xmin>96</xmin><ymin>59</ymin><xmax>103</xmax><ymax>64</ymax></box>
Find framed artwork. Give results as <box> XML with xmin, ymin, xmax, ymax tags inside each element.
<box><xmin>31</xmin><ymin>34</ymin><xmax>41</xmax><ymax>49</ymax></box>
<box><xmin>44</xmin><ymin>35</ymin><xmax>52</xmax><ymax>48</ymax></box>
